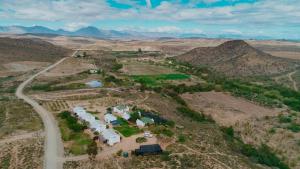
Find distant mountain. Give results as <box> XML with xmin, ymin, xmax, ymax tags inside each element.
<box><xmin>0</xmin><ymin>25</ymin><xmax>298</xmax><ymax>41</ymax></box>
<box><xmin>0</xmin><ymin>26</ymin><xmax>131</xmax><ymax>39</ymax></box>
<box><xmin>175</xmin><ymin>40</ymin><xmax>299</xmax><ymax>76</ymax></box>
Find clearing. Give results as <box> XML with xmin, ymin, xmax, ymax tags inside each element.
<box><xmin>181</xmin><ymin>91</ymin><xmax>281</xmax><ymax>126</ymax></box>
<box><xmin>121</xmin><ymin>60</ymin><xmax>176</xmax><ymax>75</ymax></box>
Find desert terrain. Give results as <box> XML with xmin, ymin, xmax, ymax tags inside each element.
<box><xmin>1</xmin><ymin>35</ymin><xmax>300</xmax><ymax>169</ymax></box>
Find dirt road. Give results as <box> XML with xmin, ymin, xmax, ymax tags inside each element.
<box><xmin>0</xmin><ymin>131</ymin><xmax>44</xmax><ymax>145</ymax></box>
<box><xmin>288</xmin><ymin>71</ymin><xmax>298</xmax><ymax>91</ymax></box>
<box><xmin>16</xmin><ymin>57</ymin><xmax>67</xmax><ymax>169</ymax></box>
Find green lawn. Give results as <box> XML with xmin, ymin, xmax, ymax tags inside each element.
<box><xmin>114</xmin><ymin>118</ymin><xmax>140</xmax><ymax>137</ymax></box>
<box><xmin>57</xmin><ymin>112</ymin><xmax>93</xmax><ymax>155</ymax></box>
<box><xmin>69</xmin><ymin>133</ymin><xmax>93</xmax><ymax>155</ymax></box>
<box><xmin>114</xmin><ymin>125</ymin><xmax>141</xmax><ymax>137</ymax></box>
<box><xmin>132</xmin><ymin>74</ymin><xmax>190</xmax><ymax>87</ymax></box>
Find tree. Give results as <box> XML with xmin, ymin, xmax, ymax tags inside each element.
<box><xmin>138</xmin><ymin>48</ymin><xmax>142</xmax><ymax>53</ymax></box>
<box><xmin>83</xmin><ymin>52</ymin><xmax>87</xmax><ymax>57</ymax></box>
<box><xmin>87</xmin><ymin>141</ymin><xmax>98</xmax><ymax>160</ymax></box>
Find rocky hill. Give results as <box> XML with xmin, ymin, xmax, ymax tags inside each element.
<box><xmin>175</xmin><ymin>40</ymin><xmax>299</xmax><ymax>76</ymax></box>
<box><xmin>0</xmin><ymin>37</ymin><xmax>71</xmax><ymax>63</ymax></box>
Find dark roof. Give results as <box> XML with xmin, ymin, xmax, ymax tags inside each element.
<box><xmin>139</xmin><ymin>144</ymin><xmax>162</xmax><ymax>153</ymax></box>
<box><xmin>111</xmin><ymin>120</ymin><xmax>120</xmax><ymax>126</ymax></box>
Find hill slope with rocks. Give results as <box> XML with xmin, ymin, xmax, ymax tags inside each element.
<box><xmin>0</xmin><ymin>37</ymin><xmax>71</xmax><ymax>64</ymax></box>
<box><xmin>175</xmin><ymin>40</ymin><xmax>299</xmax><ymax>76</ymax></box>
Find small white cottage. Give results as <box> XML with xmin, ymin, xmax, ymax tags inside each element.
<box><xmin>104</xmin><ymin>114</ymin><xmax>117</xmax><ymax>123</ymax></box>
<box><xmin>136</xmin><ymin>119</ymin><xmax>145</xmax><ymax>128</ymax></box>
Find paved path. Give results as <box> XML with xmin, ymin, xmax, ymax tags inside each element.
<box><xmin>16</xmin><ymin>57</ymin><xmax>68</xmax><ymax>169</ymax></box>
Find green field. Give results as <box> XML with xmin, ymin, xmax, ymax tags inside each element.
<box><xmin>114</xmin><ymin>118</ymin><xmax>140</xmax><ymax>137</ymax></box>
<box><xmin>132</xmin><ymin>74</ymin><xmax>190</xmax><ymax>86</ymax></box>
<box><xmin>57</xmin><ymin>111</ymin><xmax>93</xmax><ymax>155</ymax></box>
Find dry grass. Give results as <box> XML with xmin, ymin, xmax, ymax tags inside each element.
<box><xmin>0</xmin><ymin>137</ymin><xmax>44</xmax><ymax>169</ymax></box>
<box><xmin>121</xmin><ymin>60</ymin><xmax>176</xmax><ymax>75</ymax></box>
<box><xmin>0</xmin><ymin>99</ymin><xmax>43</xmax><ymax>138</ymax></box>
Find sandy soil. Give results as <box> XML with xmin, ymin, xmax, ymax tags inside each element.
<box><xmin>3</xmin><ymin>61</ymin><xmax>50</xmax><ymax>72</ymax></box>
<box><xmin>265</xmin><ymin>51</ymin><xmax>300</xmax><ymax>60</ymax></box>
<box><xmin>182</xmin><ymin>92</ymin><xmax>281</xmax><ymax>126</ymax></box>
<box><xmin>64</xmin><ymin>133</ymin><xmax>157</xmax><ymax>162</ymax></box>
<box><xmin>43</xmin><ymin>57</ymin><xmax>96</xmax><ymax>77</ymax></box>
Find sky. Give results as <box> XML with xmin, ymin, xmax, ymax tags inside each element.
<box><xmin>0</xmin><ymin>0</ymin><xmax>300</xmax><ymax>39</ymax></box>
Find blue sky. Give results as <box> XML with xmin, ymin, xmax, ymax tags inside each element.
<box><xmin>0</xmin><ymin>0</ymin><xmax>300</xmax><ymax>39</ymax></box>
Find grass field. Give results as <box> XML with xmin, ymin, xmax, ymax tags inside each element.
<box><xmin>57</xmin><ymin>113</ymin><xmax>93</xmax><ymax>155</ymax></box>
<box><xmin>113</xmin><ymin>118</ymin><xmax>140</xmax><ymax>137</ymax></box>
<box><xmin>69</xmin><ymin>133</ymin><xmax>93</xmax><ymax>155</ymax></box>
<box><xmin>132</xmin><ymin>74</ymin><xmax>190</xmax><ymax>87</ymax></box>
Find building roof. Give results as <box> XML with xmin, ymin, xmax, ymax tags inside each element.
<box><xmin>115</xmin><ymin>105</ymin><xmax>128</xmax><ymax>110</ymax></box>
<box><xmin>137</xmin><ymin>144</ymin><xmax>162</xmax><ymax>153</ymax></box>
<box><xmin>104</xmin><ymin>113</ymin><xmax>117</xmax><ymax>122</ymax></box>
<box><xmin>85</xmin><ymin>80</ymin><xmax>102</xmax><ymax>88</ymax></box>
<box><xmin>102</xmin><ymin>129</ymin><xmax>120</xmax><ymax>139</ymax></box>
<box><xmin>141</xmin><ymin>117</ymin><xmax>154</xmax><ymax>124</ymax></box>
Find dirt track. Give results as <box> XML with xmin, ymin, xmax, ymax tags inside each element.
<box><xmin>288</xmin><ymin>71</ymin><xmax>298</xmax><ymax>91</ymax></box>
<box><xmin>16</xmin><ymin>57</ymin><xmax>67</xmax><ymax>169</ymax></box>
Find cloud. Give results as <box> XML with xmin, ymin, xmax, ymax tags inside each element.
<box><xmin>151</xmin><ymin>26</ymin><xmax>182</xmax><ymax>33</ymax></box>
<box><xmin>145</xmin><ymin>0</ymin><xmax>152</xmax><ymax>8</ymax></box>
<box><xmin>64</xmin><ymin>22</ymin><xmax>89</xmax><ymax>31</ymax></box>
<box><xmin>0</xmin><ymin>0</ymin><xmax>300</xmax><ymax>39</ymax></box>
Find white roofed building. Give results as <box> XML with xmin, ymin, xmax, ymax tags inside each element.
<box><xmin>136</xmin><ymin>119</ymin><xmax>145</xmax><ymax>128</ymax></box>
<box><xmin>101</xmin><ymin>129</ymin><xmax>121</xmax><ymax>146</ymax></box>
<box><xmin>104</xmin><ymin>113</ymin><xmax>117</xmax><ymax>123</ymax></box>
<box><xmin>73</xmin><ymin>106</ymin><xmax>121</xmax><ymax>146</ymax></box>
<box><xmin>113</xmin><ymin>105</ymin><xmax>129</xmax><ymax>115</ymax></box>
<box><xmin>122</xmin><ymin>112</ymin><xmax>131</xmax><ymax>120</ymax></box>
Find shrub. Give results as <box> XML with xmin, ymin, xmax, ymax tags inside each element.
<box><xmin>278</xmin><ymin>114</ymin><xmax>292</xmax><ymax>123</ymax></box>
<box><xmin>177</xmin><ymin>106</ymin><xmax>207</xmax><ymax>122</ymax></box>
<box><xmin>136</xmin><ymin>137</ymin><xmax>147</xmax><ymax>143</ymax></box>
<box><xmin>177</xmin><ymin>135</ymin><xmax>186</xmax><ymax>143</ymax></box>
<box><xmin>160</xmin><ymin>151</ymin><xmax>171</xmax><ymax>161</ymax></box>
<box><xmin>287</xmin><ymin>123</ymin><xmax>300</xmax><ymax>132</ymax></box>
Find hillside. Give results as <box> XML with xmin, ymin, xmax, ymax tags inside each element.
<box><xmin>0</xmin><ymin>37</ymin><xmax>71</xmax><ymax>64</ymax></box>
<box><xmin>175</xmin><ymin>40</ymin><xmax>299</xmax><ymax>76</ymax></box>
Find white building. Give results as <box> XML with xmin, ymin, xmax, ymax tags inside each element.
<box><xmin>73</xmin><ymin>106</ymin><xmax>121</xmax><ymax>146</ymax></box>
<box><xmin>104</xmin><ymin>113</ymin><xmax>117</xmax><ymax>123</ymax></box>
<box><xmin>122</xmin><ymin>112</ymin><xmax>131</xmax><ymax>120</ymax></box>
<box><xmin>136</xmin><ymin>119</ymin><xmax>145</xmax><ymax>128</ymax></box>
<box><xmin>113</xmin><ymin>105</ymin><xmax>131</xmax><ymax>120</ymax></box>
<box><xmin>89</xmin><ymin>69</ymin><xmax>99</xmax><ymax>74</ymax></box>
<box><xmin>101</xmin><ymin>129</ymin><xmax>121</xmax><ymax>146</ymax></box>
<box><xmin>113</xmin><ymin>105</ymin><xmax>129</xmax><ymax>115</ymax></box>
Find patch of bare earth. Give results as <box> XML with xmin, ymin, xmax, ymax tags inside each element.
<box><xmin>3</xmin><ymin>61</ymin><xmax>50</xmax><ymax>72</ymax></box>
<box><xmin>181</xmin><ymin>91</ymin><xmax>281</xmax><ymax>126</ymax></box>
<box><xmin>43</xmin><ymin>57</ymin><xmax>96</xmax><ymax>77</ymax></box>
<box><xmin>0</xmin><ymin>137</ymin><xmax>44</xmax><ymax>169</ymax></box>
<box><xmin>181</xmin><ymin>91</ymin><xmax>300</xmax><ymax>168</ymax></box>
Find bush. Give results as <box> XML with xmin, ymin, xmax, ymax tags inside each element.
<box><xmin>221</xmin><ymin>126</ymin><xmax>234</xmax><ymax>140</ymax></box>
<box><xmin>160</xmin><ymin>151</ymin><xmax>171</xmax><ymax>161</ymax></box>
<box><xmin>177</xmin><ymin>106</ymin><xmax>207</xmax><ymax>122</ymax></box>
<box><xmin>177</xmin><ymin>135</ymin><xmax>186</xmax><ymax>143</ymax></box>
<box><xmin>136</xmin><ymin>137</ymin><xmax>147</xmax><ymax>143</ymax></box>
<box><xmin>278</xmin><ymin>114</ymin><xmax>292</xmax><ymax>123</ymax></box>
<box><xmin>240</xmin><ymin>144</ymin><xmax>289</xmax><ymax>169</ymax></box>
<box><xmin>287</xmin><ymin>123</ymin><xmax>300</xmax><ymax>132</ymax></box>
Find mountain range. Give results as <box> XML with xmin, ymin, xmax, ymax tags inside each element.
<box><xmin>0</xmin><ymin>25</ymin><xmax>278</xmax><ymax>40</ymax></box>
